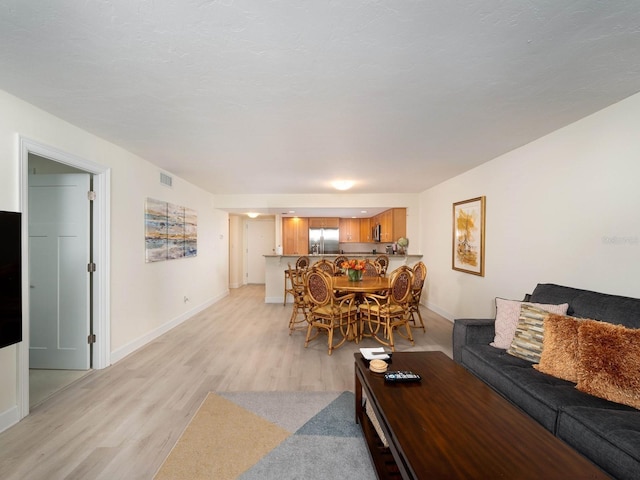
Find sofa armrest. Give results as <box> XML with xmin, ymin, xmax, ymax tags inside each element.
<box><xmin>452</xmin><ymin>318</ymin><xmax>496</xmax><ymax>364</ymax></box>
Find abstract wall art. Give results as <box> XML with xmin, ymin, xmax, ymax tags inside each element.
<box><xmin>145</xmin><ymin>198</ymin><xmax>197</xmax><ymax>263</ymax></box>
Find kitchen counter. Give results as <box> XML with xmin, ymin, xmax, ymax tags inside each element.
<box><xmin>264</xmin><ymin>253</ymin><xmax>423</xmax><ymax>304</ymax></box>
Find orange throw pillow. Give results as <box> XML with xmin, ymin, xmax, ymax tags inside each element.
<box><xmin>576</xmin><ymin>320</ymin><xmax>640</xmax><ymax>410</ymax></box>
<box><xmin>534</xmin><ymin>314</ymin><xmax>582</xmax><ymax>383</ymax></box>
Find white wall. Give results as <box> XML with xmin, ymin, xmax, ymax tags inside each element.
<box><xmin>0</xmin><ymin>89</ymin><xmax>229</xmax><ymax>428</ymax></box>
<box><xmin>420</xmin><ymin>92</ymin><xmax>640</xmax><ymax>321</ymax></box>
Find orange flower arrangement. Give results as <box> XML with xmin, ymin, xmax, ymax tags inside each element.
<box><xmin>341</xmin><ymin>259</ymin><xmax>365</xmax><ymax>271</ymax></box>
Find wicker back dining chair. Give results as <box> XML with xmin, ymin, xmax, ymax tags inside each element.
<box><xmin>409</xmin><ymin>261</ymin><xmax>427</xmax><ymax>332</ymax></box>
<box><xmin>359</xmin><ymin>265</ymin><xmax>414</xmax><ymax>351</ymax></box>
<box><xmin>374</xmin><ymin>255</ymin><xmax>389</xmax><ymax>276</ymax></box>
<box><xmin>287</xmin><ymin>265</ymin><xmax>311</xmax><ymax>334</ymax></box>
<box><xmin>333</xmin><ymin>255</ymin><xmax>349</xmax><ymax>274</ymax></box>
<box><xmin>362</xmin><ymin>259</ymin><xmax>382</xmax><ymax>277</ymax></box>
<box><xmin>304</xmin><ymin>269</ymin><xmax>358</xmax><ymax>355</ymax></box>
<box><xmin>312</xmin><ymin>259</ymin><xmax>336</xmax><ymax>276</ymax></box>
<box><xmin>283</xmin><ymin>256</ymin><xmax>309</xmax><ymax>306</ymax></box>
<box><xmin>295</xmin><ymin>256</ymin><xmax>310</xmax><ymax>269</ymax></box>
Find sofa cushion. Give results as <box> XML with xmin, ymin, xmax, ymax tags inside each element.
<box><xmin>461</xmin><ymin>344</ymin><xmax>573</xmax><ymax>432</ymax></box>
<box><xmin>558</xmin><ymin>406</ymin><xmax>640</xmax><ymax>480</ymax></box>
<box><xmin>529</xmin><ymin>283</ymin><xmax>640</xmax><ymax>329</ymax></box>
<box><xmin>491</xmin><ymin>298</ymin><xmax>568</xmax><ymax>349</ymax></box>
<box><xmin>577</xmin><ymin>320</ymin><xmax>640</xmax><ymax>410</ymax></box>
<box><xmin>460</xmin><ymin>344</ymin><xmax>625</xmax><ymax>433</ymax></box>
<box><xmin>534</xmin><ymin>314</ymin><xmax>583</xmax><ymax>383</ymax></box>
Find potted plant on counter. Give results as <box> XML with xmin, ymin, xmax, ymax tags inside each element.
<box><xmin>397</xmin><ymin>237</ymin><xmax>409</xmax><ymax>255</ymax></box>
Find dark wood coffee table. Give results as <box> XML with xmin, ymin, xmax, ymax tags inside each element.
<box><xmin>354</xmin><ymin>351</ymin><xmax>610</xmax><ymax>479</ymax></box>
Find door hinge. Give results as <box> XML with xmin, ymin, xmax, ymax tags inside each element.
<box><xmin>88</xmin><ymin>334</ymin><xmax>96</xmax><ymax>344</ymax></box>
<box><xmin>87</xmin><ymin>262</ymin><xmax>97</xmax><ymax>273</ymax></box>
<box><xmin>88</xmin><ymin>190</ymin><xmax>96</xmax><ymax>201</ymax></box>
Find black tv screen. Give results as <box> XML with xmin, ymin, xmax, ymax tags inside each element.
<box><xmin>0</xmin><ymin>210</ymin><xmax>22</xmax><ymax>349</ymax></box>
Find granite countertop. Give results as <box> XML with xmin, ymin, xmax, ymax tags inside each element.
<box><xmin>265</xmin><ymin>253</ymin><xmax>421</xmax><ymax>257</ymax></box>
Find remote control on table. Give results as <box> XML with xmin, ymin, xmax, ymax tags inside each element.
<box><xmin>384</xmin><ymin>371</ymin><xmax>421</xmax><ymax>383</ymax></box>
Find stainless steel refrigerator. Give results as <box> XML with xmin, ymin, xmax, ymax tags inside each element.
<box><xmin>309</xmin><ymin>228</ymin><xmax>340</xmax><ymax>254</ymax></box>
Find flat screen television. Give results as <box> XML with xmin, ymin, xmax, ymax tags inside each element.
<box><xmin>0</xmin><ymin>210</ymin><xmax>22</xmax><ymax>349</ymax></box>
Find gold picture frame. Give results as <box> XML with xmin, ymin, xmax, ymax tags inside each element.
<box><xmin>452</xmin><ymin>196</ymin><xmax>486</xmax><ymax>276</ymax></box>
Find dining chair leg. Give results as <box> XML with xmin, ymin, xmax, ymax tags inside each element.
<box><xmin>288</xmin><ymin>307</ymin><xmax>300</xmax><ymax>335</ymax></box>
<box><xmin>405</xmin><ymin>322</ymin><xmax>415</xmax><ymax>344</ymax></box>
<box><xmin>352</xmin><ymin>318</ymin><xmax>359</xmax><ymax>344</ymax></box>
<box><xmin>411</xmin><ymin>308</ymin><xmax>426</xmax><ymax>332</ymax></box>
<box><xmin>386</xmin><ymin>319</ymin><xmax>395</xmax><ymax>352</ymax></box>
<box><xmin>283</xmin><ymin>272</ymin><xmax>289</xmax><ymax>306</ymax></box>
<box><xmin>304</xmin><ymin>323</ymin><xmax>318</xmax><ymax>348</ymax></box>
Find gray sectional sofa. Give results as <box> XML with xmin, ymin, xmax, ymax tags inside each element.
<box><xmin>453</xmin><ymin>283</ymin><xmax>640</xmax><ymax>480</ymax></box>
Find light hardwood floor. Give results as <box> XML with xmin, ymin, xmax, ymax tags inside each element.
<box><xmin>0</xmin><ymin>284</ymin><xmax>453</xmax><ymax>480</ymax></box>
<box><xmin>30</xmin><ymin>369</ymin><xmax>91</xmax><ymax>408</ymax></box>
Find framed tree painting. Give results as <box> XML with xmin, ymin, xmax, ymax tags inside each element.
<box><xmin>452</xmin><ymin>196</ymin><xmax>486</xmax><ymax>276</ymax></box>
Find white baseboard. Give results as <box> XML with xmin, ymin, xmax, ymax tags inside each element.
<box><xmin>265</xmin><ymin>296</ymin><xmax>286</xmax><ymax>304</ymax></box>
<box><xmin>424</xmin><ymin>301</ymin><xmax>455</xmax><ymax>323</ymax></box>
<box><xmin>0</xmin><ymin>405</ymin><xmax>19</xmax><ymax>434</ymax></box>
<box><xmin>110</xmin><ymin>291</ymin><xmax>229</xmax><ymax>364</ymax></box>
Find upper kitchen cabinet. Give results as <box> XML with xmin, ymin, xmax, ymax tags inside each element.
<box><xmin>283</xmin><ymin>217</ymin><xmax>309</xmax><ymax>255</ymax></box>
<box><xmin>373</xmin><ymin>208</ymin><xmax>406</xmax><ymax>243</ymax></box>
<box><xmin>308</xmin><ymin>217</ymin><xmax>340</xmax><ymax>228</ymax></box>
<box><xmin>339</xmin><ymin>218</ymin><xmax>360</xmax><ymax>243</ymax></box>
<box><xmin>359</xmin><ymin>217</ymin><xmax>371</xmax><ymax>242</ymax></box>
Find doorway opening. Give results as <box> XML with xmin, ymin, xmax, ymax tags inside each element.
<box><xmin>27</xmin><ymin>156</ymin><xmax>92</xmax><ymax>407</ymax></box>
<box><xmin>18</xmin><ymin>138</ymin><xmax>111</xmax><ymax>418</ymax></box>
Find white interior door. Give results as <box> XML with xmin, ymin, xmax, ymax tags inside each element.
<box><xmin>247</xmin><ymin>219</ymin><xmax>275</xmax><ymax>284</ymax></box>
<box><xmin>29</xmin><ymin>173</ymin><xmax>91</xmax><ymax>370</ymax></box>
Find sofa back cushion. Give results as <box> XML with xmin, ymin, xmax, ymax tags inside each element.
<box><xmin>529</xmin><ymin>283</ymin><xmax>640</xmax><ymax>328</ymax></box>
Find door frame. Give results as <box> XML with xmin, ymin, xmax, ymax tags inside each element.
<box><xmin>17</xmin><ymin>137</ymin><xmax>111</xmax><ymax>419</ymax></box>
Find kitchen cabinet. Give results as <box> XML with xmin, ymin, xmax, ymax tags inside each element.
<box><xmin>282</xmin><ymin>217</ymin><xmax>309</xmax><ymax>255</ymax></box>
<box><xmin>308</xmin><ymin>217</ymin><xmax>340</xmax><ymax>228</ymax></box>
<box><xmin>379</xmin><ymin>210</ymin><xmax>393</xmax><ymax>243</ymax></box>
<box><xmin>339</xmin><ymin>218</ymin><xmax>360</xmax><ymax>243</ymax></box>
<box><xmin>374</xmin><ymin>208</ymin><xmax>406</xmax><ymax>244</ymax></box>
<box><xmin>360</xmin><ymin>217</ymin><xmax>371</xmax><ymax>242</ymax></box>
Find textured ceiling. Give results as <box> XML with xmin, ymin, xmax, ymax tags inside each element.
<box><xmin>1</xmin><ymin>1</ymin><xmax>640</xmax><ymax>199</ymax></box>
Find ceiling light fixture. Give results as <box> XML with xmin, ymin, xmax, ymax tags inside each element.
<box><xmin>332</xmin><ymin>180</ymin><xmax>354</xmax><ymax>191</ymax></box>
<box><xmin>247</xmin><ymin>212</ymin><xmax>259</xmax><ymax>218</ymax></box>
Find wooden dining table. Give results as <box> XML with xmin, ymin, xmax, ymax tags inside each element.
<box><xmin>332</xmin><ymin>275</ymin><xmax>390</xmax><ymax>293</ymax></box>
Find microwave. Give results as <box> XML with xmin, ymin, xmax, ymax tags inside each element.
<box><xmin>372</xmin><ymin>224</ymin><xmax>381</xmax><ymax>242</ymax></box>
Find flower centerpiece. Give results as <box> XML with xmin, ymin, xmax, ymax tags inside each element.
<box><xmin>397</xmin><ymin>237</ymin><xmax>409</xmax><ymax>255</ymax></box>
<box><xmin>341</xmin><ymin>259</ymin><xmax>365</xmax><ymax>281</ymax></box>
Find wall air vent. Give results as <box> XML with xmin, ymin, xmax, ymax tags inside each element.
<box><xmin>160</xmin><ymin>172</ymin><xmax>173</xmax><ymax>187</ymax></box>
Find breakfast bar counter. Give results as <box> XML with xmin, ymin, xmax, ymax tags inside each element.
<box><xmin>264</xmin><ymin>254</ymin><xmax>423</xmax><ymax>304</ymax></box>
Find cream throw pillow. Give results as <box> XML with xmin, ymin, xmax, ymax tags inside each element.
<box><xmin>491</xmin><ymin>298</ymin><xmax>569</xmax><ymax>349</ymax></box>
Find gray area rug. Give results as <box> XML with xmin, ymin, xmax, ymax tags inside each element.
<box><xmin>219</xmin><ymin>391</ymin><xmax>376</xmax><ymax>480</ymax></box>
